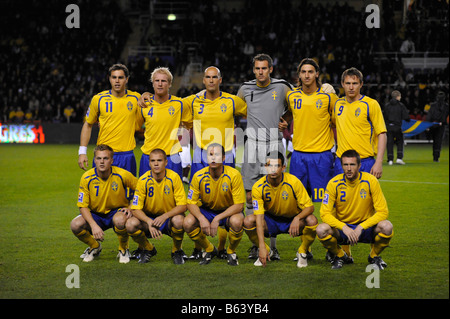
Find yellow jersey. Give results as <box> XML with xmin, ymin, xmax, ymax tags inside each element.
<box><xmin>187</xmin><ymin>165</ymin><xmax>246</xmax><ymax>211</ymax></box>
<box><xmin>332</xmin><ymin>95</ymin><xmax>386</xmax><ymax>158</ymax></box>
<box><xmin>184</xmin><ymin>92</ymin><xmax>246</xmax><ymax>152</ymax></box>
<box><xmin>77</xmin><ymin>166</ymin><xmax>138</xmax><ymax>214</ymax></box>
<box><xmin>252</xmin><ymin>173</ymin><xmax>313</xmax><ymax>218</ymax></box>
<box><xmin>286</xmin><ymin>87</ymin><xmax>337</xmax><ymax>152</ymax></box>
<box><xmin>320</xmin><ymin>171</ymin><xmax>389</xmax><ymax>230</ymax></box>
<box><xmin>138</xmin><ymin>95</ymin><xmax>192</xmax><ymax>155</ymax></box>
<box><xmin>131</xmin><ymin>168</ymin><xmax>187</xmax><ymax>216</ymax></box>
<box><xmin>85</xmin><ymin>90</ymin><xmax>141</xmax><ymax>152</ymax></box>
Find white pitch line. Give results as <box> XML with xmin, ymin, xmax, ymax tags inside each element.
<box><xmin>381</xmin><ymin>179</ymin><xmax>449</xmax><ymax>185</ymax></box>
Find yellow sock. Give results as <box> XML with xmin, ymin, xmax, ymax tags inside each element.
<box><xmin>244</xmin><ymin>226</ymin><xmax>270</xmax><ymax>252</ymax></box>
<box><xmin>319</xmin><ymin>234</ymin><xmax>344</xmax><ymax>257</ymax></box>
<box><xmin>171</xmin><ymin>226</ymin><xmax>184</xmax><ymax>253</ymax></box>
<box><xmin>342</xmin><ymin>244</ymin><xmax>352</xmax><ymax>257</ymax></box>
<box><xmin>227</xmin><ymin>228</ymin><xmax>243</xmax><ymax>254</ymax></box>
<box><xmin>187</xmin><ymin>227</ymin><xmax>214</xmax><ymax>252</ymax></box>
<box><xmin>370</xmin><ymin>231</ymin><xmax>394</xmax><ymax>258</ymax></box>
<box><xmin>129</xmin><ymin>229</ymin><xmax>154</xmax><ymax>251</ymax></box>
<box><xmin>217</xmin><ymin>226</ymin><xmax>228</xmax><ymax>251</ymax></box>
<box><xmin>298</xmin><ymin>224</ymin><xmax>317</xmax><ymax>254</ymax></box>
<box><xmin>114</xmin><ymin>226</ymin><xmax>129</xmax><ymax>252</ymax></box>
<box><xmin>75</xmin><ymin>229</ymin><xmax>99</xmax><ymax>249</ymax></box>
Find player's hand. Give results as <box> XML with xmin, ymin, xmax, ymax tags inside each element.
<box><xmin>199</xmin><ymin>217</ymin><xmax>211</xmax><ymax>236</ymax></box>
<box><xmin>278</xmin><ymin>117</ymin><xmax>288</xmax><ymax>132</ymax></box>
<box><xmin>78</xmin><ymin>154</ymin><xmax>89</xmax><ymax>170</ymax></box>
<box><xmin>258</xmin><ymin>245</ymin><xmax>270</xmax><ymax>267</ymax></box>
<box><xmin>91</xmin><ymin>224</ymin><xmax>104</xmax><ymax>242</ymax></box>
<box><xmin>370</xmin><ymin>161</ymin><xmax>383</xmax><ymax>179</ymax></box>
<box><xmin>342</xmin><ymin>225</ymin><xmax>360</xmax><ymax>246</ymax></box>
<box><xmin>288</xmin><ymin>218</ymin><xmax>303</xmax><ymax>237</ymax></box>
<box><xmin>138</xmin><ymin>92</ymin><xmax>153</xmax><ymax>108</ymax></box>
<box><xmin>209</xmin><ymin>218</ymin><xmax>220</xmax><ymax>237</ymax></box>
<box><xmin>152</xmin><ymin>215</ymin><xmax>168</xmax><ymax>228</ymax></box>
<box><xmin>119</xmin><ymin>208</ymin><xmax>133</xmax><ymax>219</ymax></box>
<box><xmin>149</xmin><ymin>226</ymin><xmax>163</xmax><ymax>240</ymax></box>
<box><xmin>321</xmin><ymin>83</ymin><xmax>336</xmax><ymax>94</ymax></box>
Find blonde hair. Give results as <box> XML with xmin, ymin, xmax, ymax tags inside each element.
<box><xmin>150</xmin><ymin>67</ymin><xmax>173</xmax><ymax>85</ymax></box>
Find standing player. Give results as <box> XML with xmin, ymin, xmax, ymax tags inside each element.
<box><xmin>70</xmin><ymin>144</ymin><xmax>138</xmax><ymax>263</ymax></box>
<box><xmin>281</xmin><ymin>58</ymin><xmax>338</xmax><ymax>202</ymax></box>
<box><xmin>316</xmin><ymin>150</ymin><xmax>393</xmax><ymax>269</ymax></box>
<box><xmin>332</xmin><ymin>67</ymin><xmax>387</xmax><ymax>179</ymax></box>
<box><xmin>237</xmin><ymin>53</ymin><xmax>293</xmax><ymax>259</ymax></box>
<box><xmin>184</xmin><ymin>143</ymin><xmax>246</xmax><ymax>266</ymax></box>
<box><xmin>137</xmin><ymin>67</ymin><xmax>192</xmax><ymax>178</ymax></box>
<box><xmin>78</xmin><ymin>64</ymin><xmax>141</xmax><ymax>176</ymax></box>
<box><xmin>244</xmin><ymin>152</ymin><xmax>317</xmax><ymax>268</ymax></box>
<box><xmin>127</xmin><ymin>149</ymin><xmax>187</xmax><ymax>264</ymax></box>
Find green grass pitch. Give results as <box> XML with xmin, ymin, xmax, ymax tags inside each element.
<box><xmin>0</xmin><ymin>143</ymin><xmax>448</xmax><ymax>301</ymax></box>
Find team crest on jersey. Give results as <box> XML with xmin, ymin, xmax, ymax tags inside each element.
<box><xmin>164</xmin><ymin>185</ymin><xmax>171</xmax><ymax>195</ymax></box>
<box><xmin>355</xmin><ymin>107</ymin><xmax>361</xmax><ymax>117</ymax></box>
<box><xmin>111</xmin><ymin>181</ymin><xmax>118</xmax><ymax>191</ymax></box>
<box><xmin>220</xmin><ymin>103</ymin><xmax>227</xmax><ymax>113</ymax></box>
<box><xmin>282</xmin><ymin>190</ymin><xmax>289</xmax><ymax>200</ymax></box>
<box><xmin>78</xmin><ymin>192</ymin><xmax>84</xmax><ymax>203</ymax></box>
<box><xmin>316</xmin><ymin>99</ymin><xmax>323</xmax><ymax>109</ymax></box>
<box><xmin>360</xmin><ymin>189</ymin><xmax>367</xmax><ymax>199</ymax></box>
<box><xmin>168</xmin><ymin>105</ymin><xmax>175</xmax><ymax>116</ymax></box>
<box><xmin>272</xmin><ymin>91</ymin><xmax>277</xmax><ymax>101</ymax></box>
<box><xmin>127</xmin><ymin>101</ymin><xmax>133</xmax><ymax>111</ymax></box>
<box><xmin>222</xmin><ymin>182</ymin><xmax>229</xmax><ymax>192</ymax></box>
<box><xmin>252</xmin><ymin>200</ymin><xmax>259</xmax><ymax>211</ymax></box>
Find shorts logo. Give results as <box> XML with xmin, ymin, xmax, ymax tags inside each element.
<box><xmin>111</xmin><ymin>181</ymin><xmax>118</xmax><ymax>191</ymax></box>
<box><xmin>132</xmin><ymin>195</ymin><xmax>139</xmax><ymax>206</ymax></box>
<box><xmin>187</xmin><ymin>189</ymin><xmax>193</xmax><ymax>200</ymax></box>
<box><xmin>78</xmin><ymin>192</ymin><xmax>84</xmax><ymax>203</ymax></box>
<box><xmin>323</xmin><ymin>193</ymin><xmax>329</xmax><ymax>205</ymax></box>
<box><xmin>252</xmin><ymin>200</ymin><xmax>259</xmax><ymax>211</ymax></box>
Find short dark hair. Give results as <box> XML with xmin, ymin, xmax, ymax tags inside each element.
<box><xmin>391</xmin><ymin>90</ymin><xmax>401</xmax><ymax>99</ymax></box>
<box><xmin>108</xmin><ymin>63</ymin><xmax>129</xmax><ymax>78</ymax></box>
<box><xmin>94</xmin><ymin>144</ymin><xmax>114</xmax><ymax>157</ymax></box>
<box><xmin>340</xmin><ymin>149</ymin><xmax>361</xmax><ymax>166</ymax></box>
<box><xmin>341</xmin><ymin>67</ymin><xmax>363</xmax><ymax>84</ymax></box>
<box><xmin>252</xmin><ymin>53</ymin><xmax>273</xmax><ymax>68</ymax></box>
<box><xmin>150</xmin><ymin>148</ymin><xmax>167</xmax><ymax>160</ymax></box>
<box><xmin>266</xmin><ymin>151</ymin><xmax>285</xmax><ymax>166</ymax></box>
<box><xmin>297</xmin><ymin>58</ymin><xmax>321</xmax><ymax>88</ymax></box>
<box><xmin>206</xmin><ymin>143</ymin><xmax>225</xmax><ymax>156</ymax></box>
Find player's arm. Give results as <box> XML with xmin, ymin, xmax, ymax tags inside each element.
<box><xmin>209</xmin><ymin>202</ymin><xmax>244</xmax><ymax>237</ymax></box>
<box><xmin>359</xmin><ymin>179</ymin><xmax>389</xmax><ymax>230</ymax></box>
<box><xmin>187</xmin><ymin>203</ymin><xmax>211</xmax><ymax>236</ymax></box>
<box><xmin>371</xmin><ymin>132</ymin><xmax>386</xmax><ymax>179</ymax></box>
<box><xmin>256</xmin><ymin>213</ymin><xmax>269</xmax><ymax>267</ymax></box>
<box><xmin>319</xmin><ymin>184</ymin><xmax>346</xmax><ymax>230</ymax></box>
<box><xmin>79</xmin><ymin>206</ymin><xmax>104</xmax><ymax>241</ymax></box>
<box><xmin>78</xmin><ymin>121</ymin><xmax>93</xmax><ymax>170</ymax></box>
<box><xmin>289</xmin><ymin>205</ymin><xmax>314</xmax><ymax>237</ymax></box>
<box><xmin>138</xmin><ymin>92</ymin><xmax>153</xmax><ymax>108</ymax></box>
<box><xmin>131</xmin><ymin>208</ymin><xmax>163</xmax><ymax>239</ymax></box>
<box><xmin>152</xmin><ymin>204</ymin><xmax>187</xmax><ymax>229</ymax></box>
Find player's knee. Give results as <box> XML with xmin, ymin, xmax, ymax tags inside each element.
<box><xmin>183</xmin><ymin>214</ymin><xmax>197</xmax><ymax>232</ymax></box>
<box><xmin>171</xmin><ymin>214</ymin><xmax>184</xmax><ymax>229</ymax></box>
<box><xmin>113</xmin><ymin>213</ymin><xmax>127</xmax><ymax>229</ymax></box>
<box><xmin>377</xmin><ymin>220</ymin><xmax>393</xmax><ymax>236</ymax></box>
<box><xmin>243</xmin><ymin>214</ymin><xmax>256</xmax><ymax>229</ymax></box>
<box><xmin>316</xmin><ymin>223</ymin><xmax>332</xmax><ymax>239</ymax></box>
<box><xmin>305</xmin><ymin>214</ymin><xmax>318</xmax><ymax>226</ymax></box>
<box><xmin>70</xmin><ymin>215</ymin><xmax>85</xmax><ymax>233</ymax></box>
<box><xmin>229</xmin><ymin>214</ymin><xmax>244</xmax><ymax>231</ymax></box>
<box><xmin>125</xmin><ymin>217</ymin><xmax>140</xmax><ymax>233</ymax></box>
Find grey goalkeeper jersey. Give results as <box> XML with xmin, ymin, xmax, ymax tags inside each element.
<box><xmin>237</xmin><ymin>78</ymin><xmax>293</xmax><ymax>143</ymax></box>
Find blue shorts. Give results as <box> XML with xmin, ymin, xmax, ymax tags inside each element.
<box><xmin>190</xmin><ymin>147</ymin><xmax>235</xmax><ymax>182</ymax></box>
<box><xmin>337</xmin><ymin>223</ymin><xmax>375</xmax><ymax>244</ymax></box>
<box><xmin>93</xmin><ymin>150</ymin><xmax>137</xmax><ymax>176</ymax></box>
<box><xmin>334</xmin><ymin>156</ymin><xmax>375</xmax><ymax>176</ymax></box>
<box><xmin>263</xmin><ymin>213</ymin><xmax>293</xmax><ymax>237</ymax></box>
<box><xmin>139</xmin><ymin>153</ymin><xmax>182</xmax><ymax>178</ymax></box>
<box><xmin>89</xmin><ymin>209</ymin><xmax>120</xmax><ymax>231</ymax></box>
<box><xmin>289</xmin><ymin>150</ymin><xmax>334</xmax><ymax>202</ymax></box>
<box><xmin>199</xmin><ymin>207</ymin><xmax>228</xmax><ymax>230</ymax></box>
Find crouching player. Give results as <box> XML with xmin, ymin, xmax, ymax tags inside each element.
<box><xmin>71</xmin><ymin>144</ymin><xmax>138</xmax><ymax>263</ymax></box>
<box><xmin>127</xmin><ymin>149</ymin><xmax>187</xmax><ymax>264</ymax></box>
<box><xmin>244</xmin><ymin>151</ymin><xmax>317</xmax><ymax>268</ymax></box>
<box><xmin>316</xmin><ymin>150</ymin><xmax>394</xmax><ymax>269</ymax></box>
<box><xmin>184</xmin><ymin>143</ymin><xmax>246</xmax><ymax>266</ymax></box>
